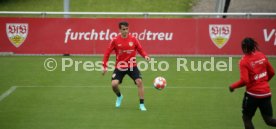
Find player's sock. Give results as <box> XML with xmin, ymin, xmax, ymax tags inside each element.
<box><xmin>140</xmin><ymin>99</ymin><xmax>144</xmax><ymax>104</ymax></box>
<box><xmin>112</xmin><ymin>86</ymin><xmax>121</xmax><ymax>97</ymax></box>
<box><xmin>116</xmin><ymin>92</ymin><xmax>121</xmax><ymax>97</ymax></box>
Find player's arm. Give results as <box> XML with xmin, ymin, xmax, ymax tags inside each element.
<box><xmin>102</xmin><ymin>40</ymin><xmax>115</xmax><ymax>75</ymax></box>
<box><xmin>135</xmin><ymin>38</ymin><xmax>150</xmax><ymax>61</ymax></box>
<box><xmin>266</xmin><ymin>58</ymin><xmax>275</xmax><ymax>81</ymax></box>
<box><xmin>229</xmin><ymin>60</ymin><xmax>248</xmax><ymax>92</ymax></box>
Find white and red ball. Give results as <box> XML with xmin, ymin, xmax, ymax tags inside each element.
<box><xmin>153</xmin><ymin>77</ymin><xmax>167</xmax><ymax>90</ymax></box>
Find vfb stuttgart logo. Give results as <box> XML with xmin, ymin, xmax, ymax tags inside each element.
<box><xmin>209</xmin><ymin>24</ymin><xmax>231</xmax><ymax>49</ymax></box>
<box><xmin>6</xmin><ymin>23</ymin><xmax>28</xmax><ymax>48</ymax></box>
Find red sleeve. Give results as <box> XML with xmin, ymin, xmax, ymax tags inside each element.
<box><xmin>102</xmin><ymin>39</ymin><xmax>115</xmax><ymax>69</ymax></box>
<box><xmin>230</xmin><ymin>60</ymin><xmax>249</xmax><ymax>89</ymax></box>
<box><xmin>134</xmin><ymin>38</ymin><xmax>148</xmax><ymax>58</ymax></box>
<box><xmin>266</xmin><ymin>59</ymin><xmax>275</xmax><ymax>81</ymax></box>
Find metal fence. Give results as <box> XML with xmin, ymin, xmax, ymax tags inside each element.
<box><xmin>1</xmin><ymin>11</ymin><xmax>276</xmax><ymax>18</ymax></box>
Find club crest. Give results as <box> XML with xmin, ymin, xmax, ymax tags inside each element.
<box><xmin>209</xmin><ymin>24</ymin><xmax>231</xmax><ymax>49</ymax></box>
<box><xmin>129</xmin><ymin>42</ymin><xmax>133</xmax><ymax>47</ymax></box>
<box><xmin>6</xmin><ymin>23</ymin><xmax>28</xmax><ymax>48</ymax></box>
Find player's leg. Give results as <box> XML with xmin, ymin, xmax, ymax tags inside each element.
<box><xmin>262</xmin><ymin>116</ymin><xmax>276</xmax><ymax>126</ymax></box>
<box><xmin>111</xmin><ymin>80</ymin><xmax>121</xmax><ymax>97</ymax></box>
<box><xmin>135</xmin><ymin>78</ymin><xmax>145</xmax><ymax>103</ymax></box>
<box><xmin>259</xmin><ymin>96</ymin><xmax>276</xmax><ymax>126</ymax></box>
<box><xmin>242</xmin><ymin>93</ymin><xmax>258</xmax><ymax>129</ymax></box>
<box><xmin>135</xmin><ymin>78</ymin><xmax>147</xmax><ymax>111</ymax></box>
<box><xmin>111</xmin><ymin>69</ymin><xmax>126</xmax><ymax>108</ymax></box>
<box><xmin>128</xmin><ymin>66</ymin><xmax>146</xmax><ymax>111</ymax></box>
<box><xmin>242</xmin><ymin>115</ymin><xmax>255</xmax><ymax>129</ymax></box>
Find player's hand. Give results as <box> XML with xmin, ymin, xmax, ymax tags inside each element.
<box><xmin>229</xmin><ymin>86</ymin><xmax>234</xmax><ymax>92</ymax></box>
<box><xmin>102</xmin><ymin>67</ymin><xmax>107</xmax><ymax>76</ymax></box>
<box><xmin>145</xmin><ymin>56</ymin><xmax>151</xmax><ymax>61</ymax></box>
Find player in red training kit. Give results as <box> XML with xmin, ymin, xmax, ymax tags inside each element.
<box><xmin>229</xmin><ymin>37</ymin><xmax>276</xmax><ymax>129</ymax></box>
<box><xmin>102</xmin><ymin>21</ymin><xmax>150</xmax><ymax>111</ymax></box>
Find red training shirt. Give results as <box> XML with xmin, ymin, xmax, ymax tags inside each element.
<box><xmin>230</xmin><ymin>51</ymin><xmax>275</xmax><ymax>98</ymax></box>
<box><xmin>102</xmin><ymin>34</ymin><xmax>148</xmax><ymax>69</ymax></box>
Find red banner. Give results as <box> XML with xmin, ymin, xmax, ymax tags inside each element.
<box><xmin>0</xmin><ymin>17</ymin><xmax>276</xmax><ymax>55</ymax></box>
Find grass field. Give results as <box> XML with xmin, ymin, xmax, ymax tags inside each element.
<box><xmin>0</xmin><ymin>56</ymin><xmax>276</xmax><ymax>129</ymax></box>
<box><xmin>0</xmin><ymin>0</ymin><xmax>196</xmax><ymax>18</ymax></box>
<box><xmin>0</xmin><ymin>0</ymin><xmax>195</xmax><ymax>12</ymax></box>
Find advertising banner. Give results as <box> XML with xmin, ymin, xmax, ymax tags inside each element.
<box><xmin>0</xmin><ymin>18</ymin><xmax>276</xmax><ymax>55</ymax></box>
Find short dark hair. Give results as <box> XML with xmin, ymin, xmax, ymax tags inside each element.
<box><xmin>241</xmin><ymin>37</ymin><xmax>259</xmax><ymax>54</ymax></box>
<box><xmin>119</xmin><ymin>21</ymin><xmax>129</xmax><ymax>29</ymax></box>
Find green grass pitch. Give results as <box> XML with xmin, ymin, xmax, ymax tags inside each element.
<box><xmin>0</xmin><ymin>56</ymin><xmax>275</xmax><ymax>129</ymax></box>
<box><xmin>0</xmin><ymin>0</ymin><xmax>196</xmax><ymax>18</ymax></box>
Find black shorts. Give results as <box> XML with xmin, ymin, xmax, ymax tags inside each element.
<box><xmin>111</xmin><ymin>66</ymin><xmax>142</xmax><ymax>84</ymax></box>
<box><xmin>242</xmin><ymin>92</ymin><xmax>273</xmax><ymax>118</ymax></box>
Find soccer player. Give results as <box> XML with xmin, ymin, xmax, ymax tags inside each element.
<box><xmin>102</xmin><ymin>21</ymin><xmax>150</xmax><ymax>111</ymax></box>
<box><xmin>229</xmin><ymin>37</ymin><xmax>276</xmax><ymax>129</ymax></box>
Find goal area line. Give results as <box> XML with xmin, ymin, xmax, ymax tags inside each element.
<box><xmin>0</xmin><ymin>85</ymin><xmax>274</xmax><ymax>102</ymax></box>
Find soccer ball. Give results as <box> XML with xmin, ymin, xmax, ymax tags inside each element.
<box><xmin>153</xmin><ymin>76</ymin><xmax>167</xmax><ymax>90</ymax></box>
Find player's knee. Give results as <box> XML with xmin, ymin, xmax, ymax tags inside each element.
<box><xmin>111</xmin><ymin>80</ymin><xmax>119</xmax><ymax>87</ymax></box>
<box><xmin>135</xmin><ymin>79</ymin><xmax>143</xmax><ymax>86</ymax></box>
<box><xmin>263</xmin><ymin>117</ymin><xmax>276</xmax><ymax>126</ymax></box>
<box><xmin>264</xmin><ymin>119</ymin><xmax>273</xmax><ymax>126</ymax></box>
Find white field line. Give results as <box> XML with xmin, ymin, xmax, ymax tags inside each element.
<box><xmin>0</xmin><ymin>85</ymin><xmax>273</xmax><ymax>102</ymax></box>
<box><xmin>13</xmin><ymin>85</ymin><xmax>275</xmax><ymax>90</ymax></box>
<box><xmin>14</xmin><ymin>85</ymin><xmax>226</xmax><ymax>89</ymax></box>
<box><xmin>0</xmin><ymin>86</ymin><xmax>17</xmax><ymax>102</ymax></box>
